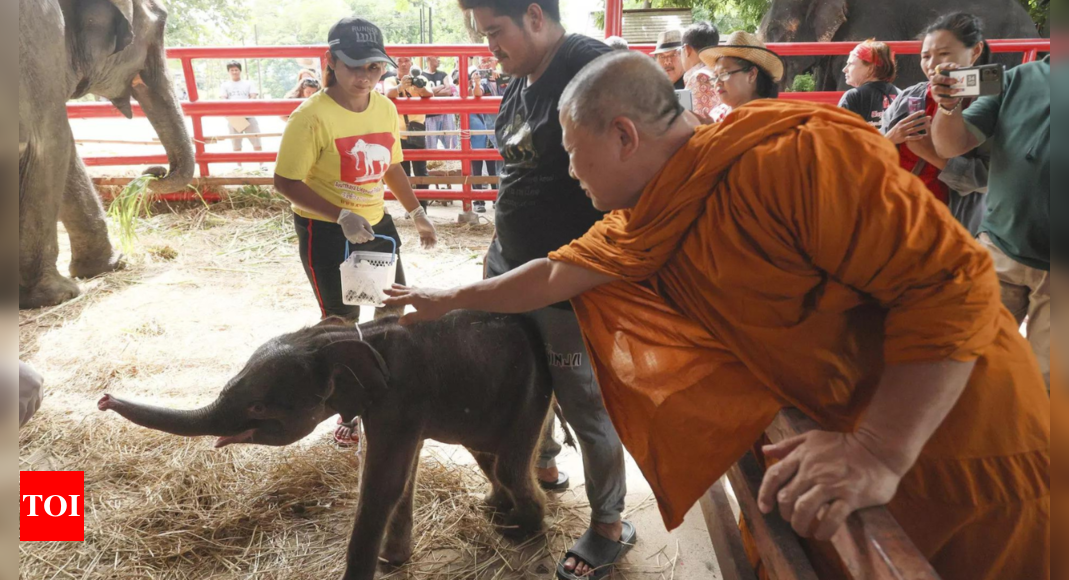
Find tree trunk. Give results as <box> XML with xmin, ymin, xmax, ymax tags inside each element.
<box><xmin>462</xmin><ymin>10</ymin><xmax>483</xmax><ymax>44</ymax></box>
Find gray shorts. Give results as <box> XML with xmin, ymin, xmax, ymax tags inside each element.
<box><xmin>228</xmin><ymin>117</ymin><xmax>262</xmax><ymax>151</ymax></box>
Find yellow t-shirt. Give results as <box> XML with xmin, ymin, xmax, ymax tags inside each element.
<box><xmin>383</xmin><ymin>76</ymin><xmax>426</xmax><ymax>125</ymax></box>
<box><xmin>276</xmin><ymin>91</ymin><xmax>403</xmax><ymax>225</ymax></box>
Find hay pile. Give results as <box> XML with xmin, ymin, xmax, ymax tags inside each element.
<box><xmin>19</xmin><ymin>413</ymin><xmax>589</xmax><ymax>579</ymax></box>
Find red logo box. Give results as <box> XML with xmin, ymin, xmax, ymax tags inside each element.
<box><xmin>20</xmin><ymin>471</ymin><xmax>85</xmax><ymax>542</ymax></box>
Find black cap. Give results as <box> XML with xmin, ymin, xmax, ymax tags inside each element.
<box><xmin>328</xmin><ymin>17</ymin><xmax>397</xmax><ymax>69</ymax></box>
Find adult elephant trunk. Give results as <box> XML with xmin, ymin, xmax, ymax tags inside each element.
<box><xmin>98</xmin><ymin>394</ymin><xmax>234</xmax><ymax>438</ymax></box>
<box><xmin>131</xmin><ymin>45</ymin><xmax>195</xmax><ymax>195</ymax></box>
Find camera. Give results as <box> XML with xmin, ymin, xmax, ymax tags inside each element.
<box><xmin>408</xmin><ymin>67</ymin><xmax>428</xmax><ymax>89</ymax></box>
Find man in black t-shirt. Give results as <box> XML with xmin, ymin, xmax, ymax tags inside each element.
<box><xmin>460</xmin><ymin>1</ymin><xmax>632</xmax><ymax>577</ymax></box>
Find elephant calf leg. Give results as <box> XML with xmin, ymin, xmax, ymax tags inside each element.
<box><xmin>494</xmin><ymin>450</ymin><xmax>546</xmax><ymax>539</ymax></box>
<box><xmin>380</xmin><ymin>442</ymin><xmax>421</xmax><ymax>566</ymax></box>
<box><xmin>343</xmin><ymin>435</ymin><xmax>421</xmax><ymax>580</ymax></box>
<box><xmin>472</xmin><ymin>451</ymin><xmax>513</xmax><ymax>515</ymax></box>
<box><xmin>62</xmin><ymin>152</ymin><xmax>122</xmax><ymax>279</ymax></box>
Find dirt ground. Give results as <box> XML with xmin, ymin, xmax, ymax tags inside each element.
<box><xmin>19</xmin><ymin>198</ymin><xmax>721</xmax><ymax>579</ymax></box>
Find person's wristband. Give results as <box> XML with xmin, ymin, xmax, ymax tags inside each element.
<box><xmin>409</xmin><ymin>206</ymin><xmax>427</xmax><ymax>220</ymax></box>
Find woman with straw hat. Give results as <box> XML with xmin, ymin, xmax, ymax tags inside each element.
<box><xmin>698</xmin><ymin>31</ymin><xmax>784</xmax><ymax>121</ymax></box>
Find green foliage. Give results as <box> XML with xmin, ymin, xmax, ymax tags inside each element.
<box><xmin>165</xmin><ymin>0</ymin><xmax>252</xmax><ymax>47</ymax></box>
<box><xmin>789</xmin><ymin>73</ymin><xmax>815</xmax><ymax>93</ymax></box>
<box><xmin>1018</xmin><ymin>0</ymin><xmax>1049</xmax><ymax>31</ymax></box>
<box><xmin>108</xmin><ymin>176</ymin><xmax>157</xmax><ymax>253</ymax></box>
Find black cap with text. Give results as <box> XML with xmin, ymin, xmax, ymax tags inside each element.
<box><xmin>328</xmin><ymin>18</ymin><xmax>397</xmax><ymax>69</ymax></box>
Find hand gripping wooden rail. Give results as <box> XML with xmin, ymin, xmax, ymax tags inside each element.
<box><xmin>700</xmin><ymin>409</ymin><xmax>941</xmax><ymax>580</ymax></box>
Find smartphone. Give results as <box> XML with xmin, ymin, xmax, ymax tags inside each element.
<box><xmin>907</xmin><ymin>96</ymin><xmax>927</xmax><ymax>136</ymax></box>
<box><xmin>946</xmin><ymin>64</ymin><xmax>1004</xmax><ymax>97</ymax></box>
<box><xmin>675</xmin><ymin>89</ymin><xmax>694</xmax><ymax>112</ymax></box>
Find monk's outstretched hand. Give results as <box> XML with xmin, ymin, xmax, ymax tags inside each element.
<box><xmin>383</xmin><ymin>285</ymin><xmax>456</xmax><ymax>326</ymax></box>
<box><xmin>756</xmin><ymin>431</ymin><xmax>902</xmax><ymax>541</ymax></box>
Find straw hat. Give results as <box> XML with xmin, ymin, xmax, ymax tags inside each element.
<box><xmin>652</xmin><ymin>29</ymin><xmax>683</xmax><ymax>55</ymax></box>
<box><xmin>699</xmin><ymin>31</ymin><xmax>785</xmax><ymax>82</ymax></box>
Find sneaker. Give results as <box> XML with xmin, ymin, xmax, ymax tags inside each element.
<box><xmin>474</xmin><ymin>201</ymin><xmax>487</xmax><ymax>213</ymax></box>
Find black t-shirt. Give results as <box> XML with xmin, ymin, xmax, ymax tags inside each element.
<box><xmin>674</xmin><ymin>76</ymin><xmax>686</xmax><ymax>90</ymax></box>
<box><xmin>839</xmin><ymin>81</ymin><xmax>901</xmax><ymax>128</ymax></box>
<box><xmin>488</xmin><ymin>34</ymin><xmax>612</xmax><ymax>275</ymax></box>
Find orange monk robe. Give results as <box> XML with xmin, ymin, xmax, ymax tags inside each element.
<box><xmin>550</xmin><ymin>101</ymin><xmax>1049</xmax><ymax>580</ymax></box>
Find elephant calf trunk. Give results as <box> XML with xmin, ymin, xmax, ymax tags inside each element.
<box><xmin>98</xmin><ymin>394</ymin><xmax>227</xmax><ymax>439</ymax></box>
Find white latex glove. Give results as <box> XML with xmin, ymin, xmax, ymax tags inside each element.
<box><xmin>19</xmin><ymin>362</ymin><xmax>43</xmax><ymax>429</ymax></box>
<box><xmin>338</xmin><ymin>209</ymin><xmax>375</xmax><ymax>244</ymax></box>
<box><xmin>410</xmin><ymin>206</ymin><xmax>438</xmax><ymax>249</ymax></box>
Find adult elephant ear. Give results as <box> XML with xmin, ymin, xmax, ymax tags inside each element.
<box><xmin>106</xmin><ymin>0</ymin><xmax>135</xmax><ymax>53</ymax></box>
<box><xmin>809</xmin><ymin>0</ymin><xmax>848</xmax><ymax>43</ymax></box>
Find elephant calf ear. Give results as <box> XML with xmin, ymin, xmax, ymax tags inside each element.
<box><xmin>318</xmin><ymin>340</ymin><xmax>390</xmax><ymax>416</ymax></box>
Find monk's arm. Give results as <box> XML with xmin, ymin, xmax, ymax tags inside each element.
<box><xmin>856</xmin><ymin>359</ymin><xmax>975</xmax><ymax>476</ymax></box>
<box><xmin>384</xmin><ymin>258</ymin><xmax>615</xmax><ymax>323</ymax></box>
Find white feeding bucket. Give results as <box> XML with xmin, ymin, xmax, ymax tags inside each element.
<box><xmin>340</xmin><ymin>235</ymin><xmax>397</xmax><ymax>307</ymax></box>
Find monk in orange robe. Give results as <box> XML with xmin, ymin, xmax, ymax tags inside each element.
<box><xmin>386</xmin><ymin>52</ymin><xmax>1049</xmax><ymax>579</ymax></box>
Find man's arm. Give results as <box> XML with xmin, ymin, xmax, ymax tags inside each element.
<box><xmin>384</xmin><ymin>258</ymin><xmax>615</xmax><ymax>324</ymax></box>
<box><xmin>760</xmin><ymin>359</ymin><xmax>974</xmax><ymax>540</ymax></box>
<box><xmin>930</xmin><ymin>64</ymin><xmax>990</xmax><ymax>158</ymax></box>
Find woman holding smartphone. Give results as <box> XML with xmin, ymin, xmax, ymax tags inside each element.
<box><xmin>881</xmin><ymin>13</ymin><xmax>990</xmax><ymax>235</ymax></box>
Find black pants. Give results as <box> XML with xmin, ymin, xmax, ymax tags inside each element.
<box><xmin>401</xmin><ymin>121</ymin><xmax>429</xmax><ymax>210</ymax></box>
<box><xmin>294</xmin><ymin>213</ymin><xmax>406</xmax><ymax>321</ymax></box>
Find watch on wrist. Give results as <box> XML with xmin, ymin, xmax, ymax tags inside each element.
<box><xmin>938</xmin><ymin>100</ymin><xmax>962</xmax><ymax>116</ymax></box>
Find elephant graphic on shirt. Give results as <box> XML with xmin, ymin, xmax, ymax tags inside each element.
<box><xmin>349</xmin><ymin>140</ymin><xmax>392</xmax><ymax>179</ymax></box>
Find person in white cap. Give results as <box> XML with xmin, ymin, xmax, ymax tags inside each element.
<box><xmin>651</xmin><ymin>29</ymin><xmax>686</xmax><ymax>89</ymax></box>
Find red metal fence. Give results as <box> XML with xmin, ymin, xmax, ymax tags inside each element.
<box><xmin>68</xmin><ymin>39</ymin><xmax>1047</xmax><ymax>206</ymax></box>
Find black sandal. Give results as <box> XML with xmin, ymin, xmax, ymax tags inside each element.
<box><xmin>556</xmin><ymin>521</ymin><xmax>637</xmax><ymax>579</ymax></box>
<box><xmin>539</xmin><ymin>470</ymin><xmax>571</xmax><ymax>492</ymax></box>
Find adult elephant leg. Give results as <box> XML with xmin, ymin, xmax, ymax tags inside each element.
<box><xmin>62</xmin><ymin>150</ymin><xmax>122</xmax><ymax>279</ymax></box>
<box><xmin>19</xmin><ymin>112</ymin><xmax>80</xmax><ymax>309</ymax></box>
<box><xmin>381</xmin><ymin>440</ymin><xmax>422</xmax><ymax>565</ymax></box>
<box><xmin>342</xmin><ymin>432</ymin><xmax>422</xmax><ymax>580</ymax></box>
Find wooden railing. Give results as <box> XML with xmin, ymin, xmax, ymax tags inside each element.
<box><xmin>701</xmin><ymin>409</ymin><xmax>941</xmax><ymax>580</ymax></box>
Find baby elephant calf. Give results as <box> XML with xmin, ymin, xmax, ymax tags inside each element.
<box><xmin>100</xmin><ymin>311</ymin><xmax>555</xmax><ymax>580</ymax></box>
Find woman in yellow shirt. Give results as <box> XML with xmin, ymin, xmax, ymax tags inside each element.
<box><xmin>275</xmin><ymin>17</ymin><xmax>436</xmax><ymax>321</ymax></box>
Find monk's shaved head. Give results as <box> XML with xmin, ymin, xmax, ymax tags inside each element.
<box><xmin>560</xmin><ymin>51</ymin><xmax>683</xmax><ymax>135</ymax></box>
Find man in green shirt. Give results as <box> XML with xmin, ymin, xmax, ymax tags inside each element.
<box><xmin>931</xmin><ymin>56</ymin><xmax>1051</xmax><ymax>392</ymax></box>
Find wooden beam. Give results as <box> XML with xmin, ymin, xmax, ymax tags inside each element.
<box><xmin>700</xmin><ymin>478</ymin><xmax>759</xmax><ymax>580</ymax></box>
<box><xmin>766</xmin><ymin>410</ymin><xmax>942</xmax><ymax>580</ymax></box>
<box><xmin>727</xmin><ymin>452</ymin><xmax>820</xmax><ymax>580</ymax></box>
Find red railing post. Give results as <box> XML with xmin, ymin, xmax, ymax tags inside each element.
<box><xmin>181</xmin><ymin>57</ymin><xmax>210</xmax><ymax>178</ymax></box>
<box><xmin>605</xmin><ymin>0</ymin><xmax>623</xmax><ymax>39</ymax></box>
<box><xmin>458</xmin><ymin>55</ymin><xmax>474</xmax><ymax>214</ymax></box>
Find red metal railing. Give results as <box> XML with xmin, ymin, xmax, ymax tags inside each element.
<box><xmin>72</xmin><ymin>45</ymin><xmax>504</xmax><ymax>208</ymax></box>
<box><xmin>69</xmin><ymin>39</ymin><xmax>1047</xmax><ymax>204</ymax></box>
